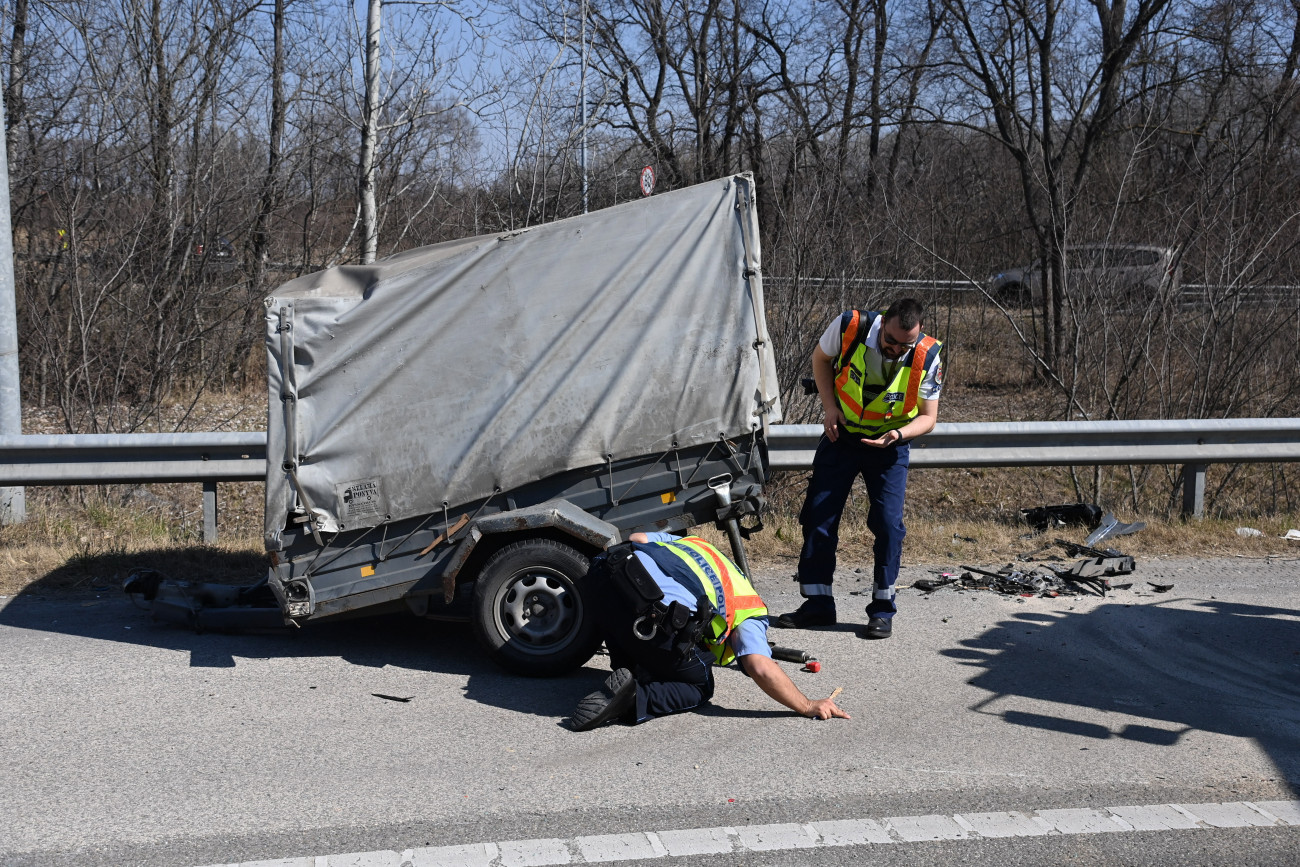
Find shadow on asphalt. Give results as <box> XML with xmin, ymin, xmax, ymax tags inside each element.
<box><xmin>0</xmin><ymin>549</ymin><xmax>599</xmax><ymax>720</ymax></box>
<box><xmin>7</xmin><ymin>545</ymin><xmax>268</xmax><ymax>595</ymax></box>
<box><xmin>941</xmin><ymin>596</ymin><xmax>1300</xmax><ymax>793</ymax></box>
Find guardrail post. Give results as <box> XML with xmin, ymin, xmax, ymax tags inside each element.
<box><xmin>1181</xmin><ymin>463</ymin><xmax>1206</xmax><ymax>519</ymax></box>
<box><xmin>203</xmin><ymin>481</ymin><xmax>218</xmax><ymax>543</ymax></box>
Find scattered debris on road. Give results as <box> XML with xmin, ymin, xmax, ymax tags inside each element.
<box><xmin>123</xmin><ymin>568</ymin><xmax>290</xmax><ymax>634</ymax></box>
<box><xmin>371</xmin><ymin>693</ymin><xmax>414</xmax><ymax>703</ymax></box>
<box><xmin>905</xmin><ymin>538</ymin><xmax>1158</xmax><ymax>600</ymax></box>
<box><xmin>1020</xmin><ymin>503</ymin><xmax>1103</xmax><ymax>532</ymax></box>
<box><xmin>1085</xmin><ymin>513</ymin><xmax>1147</xmax><ymax>546</ymax></box>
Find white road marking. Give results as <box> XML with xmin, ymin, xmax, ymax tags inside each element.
<box><xmin>954</xmin><ymin>811</ymin><xmax>1047</xmax><ymax>838</ymax></box>
<box><xmin>1107</xmin><ymin>804</ymin><xmax>1200</xmax><ymax>831</ymax></box>
<box><xmin>573</xmin><ymin>832</ymin><xmax>664</xmax><ymax>863</ymax></box>
<box><xmin>807</xmin><ymin>818</ymin><xmax>892</xmax><ymax>846</ymax></box>
<box><xmin>200</xmin><ymin>799</ymin><xmax>1300</xmax><ymax>867</ymax></box>
<box><xmin>885</xmin><ymin>814</ymin><xmax>969</xmax><ymax>842</ymax></box>
<box><xmin>1255</xmin><ymin>800</ymin><xmax>1300</xmax><ymax>824</ymax></box>
<box><xmin>652</xmin><ymin>827</ymin><xmax>730</xmax><ymax>856</ymax></box>
<box><xmin>1178</xmin><ymin>801</ymin><xmax>1277</xmax><ymax>828</ymax></box>
<box><xmin>1036</xmin><ymin>807</ymin><xmax>1128</xmax><ymax>834</ymax></box>
<box><xmin>409</xmin><ymin>843</ymin><xmax>498</xmax><ymax>867</ymax></box>
<box><xmin>733</xmin><ymin>823</ymin><xmax>818</xmax><ymax>851</ymax></box>
<box><xmin>497</xmin><ymin>838</ymin><xmax>570</xmax><ymax>867</ymax></box>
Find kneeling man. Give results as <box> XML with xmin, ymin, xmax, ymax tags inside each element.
<box><xmin>570</xmin><ymin>532</ymin><xmax>849</xmax><ymax>730</ymax></box>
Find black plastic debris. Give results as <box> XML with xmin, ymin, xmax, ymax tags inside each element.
<box><xmin>124</xmin><ymin>569</ymin><xmax>289</xmax><ymax>634</ymax></box>
<box><xmin>372</xmin><ymin>693</ymin><xmax>414</xmax><ymax>703</ymax></box>
<box><xmin>960</xmin><ymin>564</ymin><xmax>1077</xmax><ymax>597</ymax></box>
<box><xmin>1055</xmin><ymin>538</ymin><xmax>1125</xmax><ymax>559</ymax></box>
<box><xmin>1085</xmin><ymin>513</ymin><xmax>1147</xmax><ymax>547</ymax></box>
<box><xmin>952</xmin><ymin>534</ymin><xmax>977</xmax><ymax>544</ymax></box>
<box><xmin>1049</xmin><ymin>556</ymin><xmax>1135</xmax><ymax>596</ymax></box>
<box><xmin>914</xmin><ymin>575</ymin><xmax>959</xmax><ymax>592</ymax></box>
<box><xmin>1147</xmin><ymin>582</ymin><xmax>1174</xmax><ymax>593</ymax></box>
<box><xmin>1064</xmin><ymin>555</ymin><xmax>1135</xmax><ymax>580</ymax></box>
<box><xmin>1020</xmin><ymin>503</ymin><xmax>1103</xmax><ymax>532</ymax></box>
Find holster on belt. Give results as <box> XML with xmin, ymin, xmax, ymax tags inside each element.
<box><xmin>602</xmin><ymin>543</ymin><xmax>714</xmax><ymax>661</ymax></box>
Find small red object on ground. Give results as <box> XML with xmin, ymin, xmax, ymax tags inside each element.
<box><xmin>802</xmin><ymin>660</ymin><xmax>821</xmax><ymax>673</ymax></box>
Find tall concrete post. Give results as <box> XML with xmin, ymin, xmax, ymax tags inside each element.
<box><xmin>0</xmin><ymin>87</ymin><xmax>26</xmax><ymax>523</ymax></box>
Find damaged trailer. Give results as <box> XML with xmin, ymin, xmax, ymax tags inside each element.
<box><xmin>141</xmin><ymin>174</ymin><xmax>782</xmax><ymax>676</ymax></box>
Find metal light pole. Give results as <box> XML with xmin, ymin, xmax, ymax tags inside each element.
<box><xmin>580</xmin><ymin>0</ymin><xmax>588</xmax><ymax>214</ymax></box>
<box><xmin>0</xmin><ymin>87</ymin><xmax>25</xmax><ymax>523</ymax></box>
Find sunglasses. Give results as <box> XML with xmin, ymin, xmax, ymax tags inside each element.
<box><xmin>879</xmin><ymin>330</ymin><xmax>917</xmax><ymax>351</ymax></box>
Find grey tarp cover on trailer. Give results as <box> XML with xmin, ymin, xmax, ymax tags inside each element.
<box><xmin>263</xmin><ymin>174</ymin><xmax>779</xmax><ymax>546</ymax></box>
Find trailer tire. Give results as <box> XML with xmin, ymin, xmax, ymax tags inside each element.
<box><xmin>472</xmin><ymin>538</ymin><xmax>601</xmax><ymax>677</ymax></box>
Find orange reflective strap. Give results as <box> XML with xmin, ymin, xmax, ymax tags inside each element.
<box><xmin>838</xmin><ymin>310</ymin><xmax>860</xmax><ymax>364</ymax></box>
<box><xmin>835</xmin><ymin>366</ymin><xmax>864</xmax><ymax>416</ymax></box>
<box><xmin>899</xmin><ymin>336</ymin><xmax>936</xmax><ymax>414</ymax></box>
<box><xmin>730</xmin><ymin>595</ymin><xmax>764</xmax><ymax>611</ymax></box>
<box><xmin>834</xmin><ymin>311</ymin><xmax>864</xmax><ymax>417</ymax></box>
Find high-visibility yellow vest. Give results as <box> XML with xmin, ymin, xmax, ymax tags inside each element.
<box><xmin>635</xmin><ymin>536</ymin><xmax>768</xmax><ymax>666</ymax></box>
<box><xmin>832</xmin><ymin>309</ymin><xmax>941</xmax><ymax>436</ymax></box>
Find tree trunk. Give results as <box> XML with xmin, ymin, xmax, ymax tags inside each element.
<box><xmin>250</xmin><ymin>0</ymin><xmax>286</xmax><ymax>292</ymax></box>
<box><xmin>360</xmin><ymin>0</ymin><xmax>382</xmax><ymax>264</ymax></box>
<box><xmin>4</xmin><ymin>0</ymin><xmax>27</xmax><ymax>162</ymax></box>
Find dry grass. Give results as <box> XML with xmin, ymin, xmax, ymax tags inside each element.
<box><xmin>2</xmin><ymin>484</ymin><xmax>1296</xmax><ymax>600</ymax></box>
<box><xmin>0</xmin><ymin>486</ymin><xmax>267</xmax><ymax>597</ymax></box>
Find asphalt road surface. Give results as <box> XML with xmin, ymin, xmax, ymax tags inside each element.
<box><xmin>1</xmin><ymin>555</ymin><xmax>1297</xmax><ymax>866</ymax></box>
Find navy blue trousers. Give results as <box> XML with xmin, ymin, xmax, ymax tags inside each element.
<box><xmin>586</xmin><ymin>574</ymin><xmax>715</xmax><ymax>723</ymax></box>
<box><xmin>797</xmin><ymin>435</ymin><xmax>910</xmax><ymax>618</ymax></box>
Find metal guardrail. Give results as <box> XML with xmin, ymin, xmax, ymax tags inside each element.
<box><xmin>767</xmin><ymin>419</ymin><xmax>1300</xmax><ymax>519</ymax></box>
<box><xmin>1</xmin><ymin>419</ymin><xmax>1298</xmax><ymax>538</ymax></box>
<box><xmin>0</xmin><ymin>433</ymin><xmax>265</xmax><ymax>542</ymax></box>
<box><xmin>0</xmin><ymin>433</ymin><xmax>266</xmax><ymax>484</ymax></box>
<box><xmin>765</xmin><ymin>419</ymin><xmax>1300</xmax><ymax>469</ymax></box>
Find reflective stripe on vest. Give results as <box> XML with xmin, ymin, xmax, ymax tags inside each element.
<box><xmin>638</xmin><ymin>537</ymin><xmax>768</xmax><ymax>666</ymax></box>
<box><xmin>833</xmin><ymin>310</ymin><xmax>940</xmax><ymax>435</ymax></box>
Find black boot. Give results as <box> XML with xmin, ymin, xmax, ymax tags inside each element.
<box><xmin>862</xmin><ymin>617</ymin><xmax>893</xmax><ymax>639</ymax></box>
<box><xmin>775</xmin><ymin>597</ymin><xmax>837</xmax><ymax>628</ymax></box>
<box><xmin>570</xmin><ymin>668</ymin><xmax>637</xmax><ymax>731</ymax></box>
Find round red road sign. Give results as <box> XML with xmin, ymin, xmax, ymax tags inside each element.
<box><xmin>639</xmin><ymin>165</ymin><xmax>656</xmax><ymax>197</ymax></box>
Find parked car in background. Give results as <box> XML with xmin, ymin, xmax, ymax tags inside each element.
<box><xmin>989</xmin><ymin>243</ymin><xmax>1181</xmax><ymax>306</ymax></box>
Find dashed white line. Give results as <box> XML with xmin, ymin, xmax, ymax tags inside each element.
<box><xmin>955</xmin><ymin>811</ymin><xmax>1047</xmax><ymax>838</ymax></box>
<box><xmin>201</xmin><ymin>799</ymin><xmax>1300</xmax><ymax>867</ymax></box>
<box><xmin>1036</xmin><ymin>807</ymin><xmax>1128</xmax><ymax>834</ymax></box>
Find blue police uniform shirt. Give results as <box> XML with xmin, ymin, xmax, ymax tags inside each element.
<box><xmin>632</xmin><ymin>532</ymin><xmax>772</xmax><ymax>661</ymax></box>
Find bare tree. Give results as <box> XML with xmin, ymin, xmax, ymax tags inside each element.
<box><xmin>937</xmin><ymin>0</ymin><xmax>1174</xmax><ymax>376</ymax></box>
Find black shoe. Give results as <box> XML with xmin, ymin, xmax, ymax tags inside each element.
<box><xmin>775</xmin><ymin>599</ymin><xmax>837</xmax><ymax>628</ymax></box>
<box><xmin>570</xmin><ymin>668</ymin><xmax>637</xmax><ymax>731</ymax></box>
<box><xmin>862</xmin><ymin>617</ymin><xmax>893</xmax><ymax>639</ymax></box>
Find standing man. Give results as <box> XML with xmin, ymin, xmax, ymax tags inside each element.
<box><xmin>569</xmin><ymin>532</ymin><xmax>849</xmax><ymax>730</ymax></box>
<box><xmin>776</xmin><ymin>298</ymin><xmax>943</xmax><ymax>639</ymax></box>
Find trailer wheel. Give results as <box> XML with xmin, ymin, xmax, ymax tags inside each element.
<box><xmin>472</xmin><ymin>539</ymin><xmax>601</xmax><ymax>677</ymax></box>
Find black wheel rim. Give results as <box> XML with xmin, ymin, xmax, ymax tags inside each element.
<box><xmin>489</xmin><ymin>565</ymin><xmax>583</xmax><ymax>657</ymax></box>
